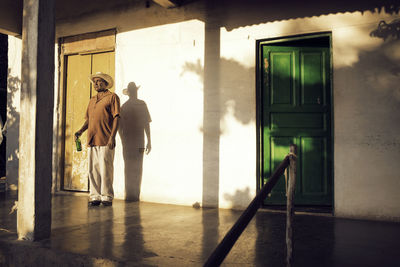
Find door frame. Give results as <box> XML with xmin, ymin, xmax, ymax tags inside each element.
<box><xmin>54</xmin><ymin>29</ymin><xmax>116</xmax><ymax>192</ymax></box>
<box><xmin>256</xmin><ymin>32</ymin><xmax>334</xmax><ymax>207</ymax></box>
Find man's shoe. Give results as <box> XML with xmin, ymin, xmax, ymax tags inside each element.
<box><xmin>102</xmin><ymin>201</ymin><xmax>112</xmax><ymax>206</ymax></box>
<box><xmin>89</xmin><ymin>200</ymin><xmax>101</xmax><ymax>206</ymax></box>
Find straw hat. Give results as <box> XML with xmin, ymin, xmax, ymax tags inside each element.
<box><xmin>89</xmin><ymin>72</ymin><xmax>114</xmax><ymax>89</ymax></box>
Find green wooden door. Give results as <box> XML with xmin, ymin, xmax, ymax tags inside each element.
<box><xmin>261</xmin><ymin>44</ymin><xmax>332</xmax><ymax>205</ymax></box>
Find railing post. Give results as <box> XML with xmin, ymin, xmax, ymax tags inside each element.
<box><xmin>203</xmin><ymin>154</ymin><xmax>290</xmax><ymax>267</ymax></box>
<box><xmin>286</xmin><ymin>144</ymin><xmax>297</xmax><ymax>267</ymax></box>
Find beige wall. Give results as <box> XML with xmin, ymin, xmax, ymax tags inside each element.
<box><xmin>6</xmin><ymin>37</ymin><xmax>60</xmax><ymax>193</ymax></box>
<box><xmin>55</xmin><ymin>1</ymin><xmax>400</xmax><ymax>216</ymax></box>
<box><xmin>6</xmin><ymin>1</ymin><xmax>400</xmax><ymax>219</ymax></box>
<box><xmin>332</xmin><ymin>20</ymin><xmax>400</xmax><ymax>221</ymax></box>
<box><xmin>114</xmin><ymin>20</ymin><xmax>206</xmax><ymax>205</ymax></box>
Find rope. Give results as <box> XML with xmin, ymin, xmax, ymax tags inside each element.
<box><xmin>284</xmin><ymin>168</ymin><xmax>288</xmax><ymax>196</ymax></box>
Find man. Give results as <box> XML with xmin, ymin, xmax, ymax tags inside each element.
<box><xmin>75</xmin><ymin>72</ymin><xmax>120</xmax><ymax>206</ymax></box>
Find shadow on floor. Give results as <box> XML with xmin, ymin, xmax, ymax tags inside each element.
<box><xmin>0</xmin><ymin>192</ymin><xmax>399</xmax><ymax>266</ymax></box>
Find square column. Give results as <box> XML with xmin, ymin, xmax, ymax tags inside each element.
<box><xmin>17</xmin><ymin>0</ymin><xmax>55</xmax><ymax>241</ymax></box>
<box><xmin>202</xmin><ymin>23</ymin><xmax>221</xmax><ymax>208</ymax></box>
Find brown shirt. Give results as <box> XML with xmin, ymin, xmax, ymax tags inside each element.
<box><xmin>85</xmin><ymin>90</ymin><xmax>120</xmax><ymax>147</ymax></box>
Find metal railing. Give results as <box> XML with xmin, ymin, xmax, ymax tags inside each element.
<box><xmin>204</xmin><ymin>144</ymin><xmax>297</xmax><ymax>267</ymax></box>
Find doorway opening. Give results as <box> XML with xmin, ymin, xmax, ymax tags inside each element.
<box><xmin>58</xmin><ymin>30</ymin><xmax>116</xmax><ymax>192</ymax></box>
<box><xmin>257</xmin><ymin>33</ymin><xmax>333</xmax><ymax>208</ymax></box>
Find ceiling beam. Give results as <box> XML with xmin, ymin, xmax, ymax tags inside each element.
<box><xmin>151</xmin><ymin>0</ymin><xmax>180</xmax><ymax>9</ymax></box>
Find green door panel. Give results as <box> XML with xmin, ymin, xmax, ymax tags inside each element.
<box><xmin>266</xmin><ymin>137</ymin><xmax>296</xmax><ymax>204</ymax></box>
<box><xmin>261</xmin><ymin>43</ymin><xmax>332</xmax><ymax>206</ymax></box>
<box><xmin>301</xmin><ymin>52</ymin><xmax>326</xmax><ymax>105</ymax></box>
<box><xmin>299</xmin><ymin>137</ymin><xmax>329</xmax><ymax>204</ymax></box>
<box><xmin>271</xmin><ymin>113</ymin><xmax>325</xmax><ymax>129</ymax></box>
<box><xmin>270</xmin><ymin>52</ymin><xmax>294</xmax><ymax>105</ymax></box>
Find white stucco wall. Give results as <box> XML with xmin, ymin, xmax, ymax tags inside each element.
<box><xmin>331</xmin><ymin>17</ymin><xmax>400</xmax><ymax>221</ymax></box>
<box><xmin>110</xmin><ymin>7</ymin><xmax>399</xmax><ymax>215</ymax></box>
<box><xmin>112</xmin><ymin>19</ymin><xmax>259</xmax><ymax>208</ymax></box>
<box><xmin>217</xmin><ymin>11</ymin><xmax>400</xmax><ymax>218</ymax></box>
<box><xmin>114</xmin><ymin>20</ymin><xmax>206</xmax><ymax>205</ymax></box>
<box><xmin>6</xmin><ymin>37</ymin><xmax>60</xmax><ymax>192</ymax></box>
<box><xmin>6</xmin><ymin>1</ymin><xmax>399</xmax><ymax>220</ymax></box>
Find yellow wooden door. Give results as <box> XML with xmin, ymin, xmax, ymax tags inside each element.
<box><xmin>92</xmin><ymin>52</ymin><xmax>115</xmax><ymax>93</ymax></box>
<box><xmin>64</xmin><ymin>54</ymin><xmax>91</xmax><ymax>191</ymax></box>
<box><xmin>63</xmin><ymin>51</ymin><xmax>115</xmax><ymax>191</ymax></box>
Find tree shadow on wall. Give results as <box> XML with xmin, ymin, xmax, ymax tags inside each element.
<box><xmin>5</xmin><ymin>69</ymin><xmax>20</xmax><ymax>189</ymax></box>
<box><xmin>370</xmin><ymin>18</ymin><xmax>400</xmax><ymax>40</ymax></box>
<box><xmin>367</xmin><ymin>18</ymin><xmax>400</xmax><ymax>102</ymax></box>
<box><xmin>345</xmin><ymin>19</ymin><xmax>400</xmax><ymax>148</ymax></box>
<box><xmin>334</xmin><ymin>21</ymin><xmax>400</xmax><ymax>164</ymax></box>
<box><xmin>119</xmin><ymin>82</ymin><xmax>152</xmax><ymax>201</ymax></box>
<box><xmin>182</xmin><ymin>56</ymin><xmax>254</xmax><ymax>208</ymax></box>
<box><xmin>333</xmin><ymin>19</ymin><xmax>400</xmax><ymax>147</ymax></box>
<box><xmin>182</xmin><ymin>58</ymin><xmax>254</xmax><ymax>127</ymax></box>
<box><xmin>223</xmin><ymin>187</ymin><xmax>252</xmax><ymax>210</ymax></box>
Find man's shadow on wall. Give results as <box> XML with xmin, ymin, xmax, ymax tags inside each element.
<box><xmin>119</xmin><ymin>82</ymin><xmax>152</xmax><ymax>201</ymax></box>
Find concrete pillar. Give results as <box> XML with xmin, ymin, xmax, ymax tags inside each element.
<box><xmin>202</xmin><ymin>8</ymin><xmax>221</xmax><ymax>208</ymax></box>
<box><xmin>17</xmin><ymin>0</ymin><xmax>55</xmax><ymax>241</ymax></box>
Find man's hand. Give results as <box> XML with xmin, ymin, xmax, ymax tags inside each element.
<box><xmin>74</xmin><ymin>131</ymin><xmax>81</xmax><ymax>140</ymax></box>
<box><xmin>108</xmin><ymin>137</ymin><xmax>116</xmax><ymax>150</ymax></box>
<box><xmin>145</xmin><ymin>143</ymin><xmax>152</xmax><ymax>154</ymax></box>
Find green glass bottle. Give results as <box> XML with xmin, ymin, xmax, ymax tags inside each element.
<box><xmin>75</xmin><ymin>137</ymin><xmax>82</xmax><ymax>152</ymax></box>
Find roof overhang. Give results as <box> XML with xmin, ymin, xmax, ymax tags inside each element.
<box><xmin>0</xmin><ymin>0</ymin><xmax>180</xmax><ymax>37</ymax></box>
<box><xmin>0</xmin><ymin>0</ymin><xmax>23</xmax><ymax>36</ymax></box>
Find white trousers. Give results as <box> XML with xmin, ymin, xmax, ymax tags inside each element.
<box><xmin>88</xmin><ymin>146</ymin><xmax>115</xmax><ymax>202</ymax></box>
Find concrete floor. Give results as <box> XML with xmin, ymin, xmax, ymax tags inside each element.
<box><xmin>0</xmin><ymin>191</ymin><xmax>400</xmax><ymax>266</ymax></box>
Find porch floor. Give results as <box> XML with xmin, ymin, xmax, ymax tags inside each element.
<box><xmin>0</xmin><ymin>191</ymin><xmax>400</xmax><ymax>266</ymax></box>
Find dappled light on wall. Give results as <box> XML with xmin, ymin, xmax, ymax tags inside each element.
<box><xmin>182</xmin><ymin>58</ymin><xmax>254</xmax><ymax>126</ymax></box>
<box><xmin>223</xmin><ymin>187</ymin><xmax>252</xmax><ymax>209</ymax></box>
<box><xmin>6</xmin><ymin>69</ymin><xmax>20</xmax><ymax>190</ymax></box>
<box><xmin>367</xmin><ymin>19</ymin><xmax>400</xmax><ymax>101</ymax></box>
<box><xmin>364</xmin><ymin>19</ymin><xmax>400</xmax><ymax>101</ymax></box>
